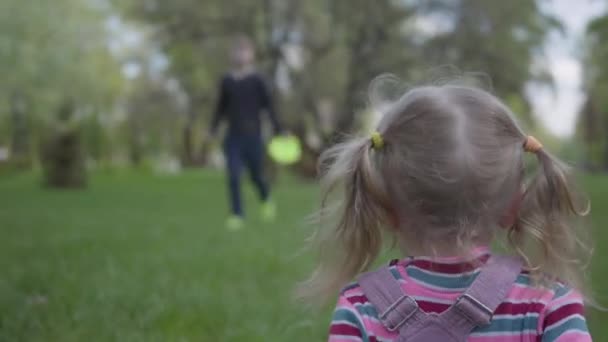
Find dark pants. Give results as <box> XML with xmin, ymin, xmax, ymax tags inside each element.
<box><xmin>224</xmin><ymin>135</ymin><xmax>269</xmax><ymax>216</ymax></box>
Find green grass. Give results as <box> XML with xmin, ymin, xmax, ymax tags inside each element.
<box><xmin>0</xmin><ymin>171</ymin><xmax>327</xmax><ymax>341</ymax></box>
<box><xmin>0</xmin><ymin>171</ymin><xmax>607</xmax><ymax>341</ymax></box>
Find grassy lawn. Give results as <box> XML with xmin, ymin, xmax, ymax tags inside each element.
<box><xmin>0</xmin><ymin>170</ymin><xmax>607</xmax><ymax>341</ymax></box>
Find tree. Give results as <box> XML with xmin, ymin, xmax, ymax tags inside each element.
<box><xmin>118</xmin><ymin>0</ymin><xmax>247</xmax><ymax>165</ymax></box>
<box><xmin>125</xmin><ymin>74</ymin><xmax>185</xmax><ymax>166</ymax></box>
<box><xmin>0</xmin><ymin>0</ymin><xmax>123</xmax><ymax>170</ymax></box>
<box><xmin>40</xmin><ymin>99</ymin><xmax>87</xmax><ymax>188</ymax></box>
<box><xmin>417</xmin><ymin>0</ymin><xmax>561</xmax><ymax>125</ymax></box>
<box><xmin>579</xmin><ymin>12</ymin><xmax>608</xmax><ymax>170</ymax></box>
<box><xmin>120</xmin><ymin>1</ymin><xmax>419</xmax><ymax>166</ymax></box>
<box><xmin>119</xmin><ymin>0</ymin><xmax>561</xmax><ymax>175</ymax></box>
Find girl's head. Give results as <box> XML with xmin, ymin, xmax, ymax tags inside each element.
<box><xmin>302</xmin><ymin>81</ymin><xmax>590</xmax><ymax>304</ymax></box>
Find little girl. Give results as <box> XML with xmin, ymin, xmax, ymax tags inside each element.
<box><xmin>301</xmin><ymin>83</ymin><xmax>593</xmax><ymax>341</ymax></box>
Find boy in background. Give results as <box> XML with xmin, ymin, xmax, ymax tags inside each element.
<box><xmin>210</xmin><ymin>36</ymin><xmax>282</xmax><ymax>230</ymax></box>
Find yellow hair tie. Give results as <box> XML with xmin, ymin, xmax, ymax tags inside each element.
<box><xmin>370</xmin><ymin>131</ymin><xmax>384</xmax><ymax>149</ymax></box>
<box><xmin>524</xmin><ymin>135</ymin><xmax>543</xmax><ymax>153</ymax></box>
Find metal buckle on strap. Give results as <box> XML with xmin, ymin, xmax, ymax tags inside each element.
<box><xmin>454</xmin><ymin>294</ymin><xmax>493</xmax><ymax>325</ymax></box>
<box><xmin>380</xmin><ymin>295</ymin><xmax>418</xmax><ymax>332</ymax></box>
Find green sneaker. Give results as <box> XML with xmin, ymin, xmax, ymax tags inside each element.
<box><xmin>226</xmin><ymin>216</ymin><xmax>244</xmax><ymax>231</ymax></box>
<box><xmin>261</xmin><ymin>200</ymin><xmax>277</xmax><ymax>222</ymax></box>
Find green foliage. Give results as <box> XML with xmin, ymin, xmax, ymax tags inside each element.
<box><xmin>0</xmin><ymin>0</ymin><xmax>122</xmax><ymax>109</ymax></box>
<box><xmin>579</xmin><ymin>12</ymin><xmax>608</xmax><ymax>170</ymax></box>
<box><xmin>124</xmin><ymin>75</ymin><xmax>184</xmax><ymax>165</ymax></box>
<box><xmin>418</xmin><ymin>0</ymin><xmax>560</xmax><ymax>125</ymax></box>
<box><xmin>0</xmin><ymin>0</ymin><xmax>124</xmax><ymax>164</ymax></box>
<box><xmin>120</xmin><ymin>0</ymin><xmax>559</xmax><ymax>156</ymax></box>
<box><xmin>0</xmin><ymin>0</ymin><xmax>576</xmax><ymax>170</ymax></box>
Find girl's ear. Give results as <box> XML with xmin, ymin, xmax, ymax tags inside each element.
<box><xmin>500</xmin><ymin>189</ymin><xmax>523</xmax><ymax>229</ymax></box>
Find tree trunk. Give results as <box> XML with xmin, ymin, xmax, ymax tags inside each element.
<box><xmin>331</xmin><ymin>23</ymin><xmax>370</xmax><ymax>143</ymax></box>
<box><xmin>581</xmin><ymin>99</ymin><xmax>598</xmax><ymax>171</ymax></box>
<box><xmin>602</xmin><ymin>109</ymin><xmax>608</xmax><ymax>172</ymax></box>
<box><xmin>40</xmin><ymin>100</ymin><xmax>87</xmax><ymax>188</ymax></box>
<box><xmin>127</xmin><ymin>112</ymin><xmax>143</xmax><ymax>166</ymax></box>
<box><xmin>181</xmin><ymin>109</ymin><xmax>199</xmax><ymax>167</ymax></box>
<box><xmin>128</xmin><ymin>135</ymin><xmax>142</xmax><ymax>166</ymax></box>
<box><xmin>291</xmin><ymin>122</ymin><xmax>320</xmax><ymax>179</ymax></box>
<box><xmin>9</xmin><ymin>90</ymin><xmax>30</xmax><ymax>166</ymax></box>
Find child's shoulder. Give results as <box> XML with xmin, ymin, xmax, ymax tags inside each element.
<box><xmin>338</xmin><ymin>263</ymin><xmax>403</xmax><ymax>305</ymax></box>
<box><xmin>339</xmin><ymin>263</ymin><xmax>582</xmax><ymax>308</ymax></box>
<box><xmin>508</xmin><ymin>271</ymin><xmax>583</xmax><ymax>304</ymax></box>
<box><xmin>339</xmin><ymin>281</ymin><xmax>367</xmax><ymax>304</ymax></box>
<box><xmin>542</xmin><ymin>281</ymin><xmax>586</xmax><ymax>313</ymax></box>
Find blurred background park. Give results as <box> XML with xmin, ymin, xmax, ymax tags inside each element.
<box><xmin>2</xmin><ymin>0</ymin><xmax>608</xmax><ymax>340</ymax></box>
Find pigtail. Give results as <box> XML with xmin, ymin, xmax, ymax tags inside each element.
<box><xmin>298</xmin><ymin>136</ymin><xmax>392</xmax><ymax>305</ymax></box>
<box><xmin>510</xmin><ymin>140</ymin><xmax>591</xmax><ymax>291</ymax></box>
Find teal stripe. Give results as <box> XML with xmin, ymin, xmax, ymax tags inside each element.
<box><xmin>552</xmin><ymin>284</ymin><xmax>571</xmax><ymax>299</ymax></box>
<box><xmin>406</xmin><ymin>267</ymin><xmax>478</xmax><ymax>289</ymax></box>
<box><xmin>389</xmin><ymin>266</ymin><xmax>403</xmax><ymax>280</ymax></box>
<box><xmin>514</xmin><ymin>274</ymin><xmax>533</xmax><ymax>286</ymax></box>
<box><xmin>408</xmin><ymin>265</ymin><xmax>533</xmax><ymax>290</ymax></box>
<box><xmin>474</xmin><ymin>315</ymin><xmax>539</xmax><ymax>334</ymax></box>
<box><xmin>353</xmin><ymin>302</ymin><xmax>379</xmax><ymax>318</ymax></box>
<box><xmin>332</xmin><ymin>308</ymin><xmax>369</xmax><ymax>341</ymax></box>
<box><xmin>541</xmin><ymin>317</ymin><xmax>589</xmax><ymax>342</ymax></box>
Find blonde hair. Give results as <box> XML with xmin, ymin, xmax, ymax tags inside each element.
<box><xmin>299</xmin><ymin>83</ymin><xmax>591</xmax><ymax>305</ymax></box>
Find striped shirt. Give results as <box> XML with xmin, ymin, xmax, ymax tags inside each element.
<box><xmin>329</xmin><ymin>248</ymin><xmax>591</xmax><ymax>341</ymax></box>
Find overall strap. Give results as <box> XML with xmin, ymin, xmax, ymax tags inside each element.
<box><xmin>442</xmin><ymin>255</ymin><xmax>523</xmax><ymax>334</ymax></box>
<box><xmin>358</xmin><ymin>267</ymin><xmax>421</xmax><ymax>332</ymax></box>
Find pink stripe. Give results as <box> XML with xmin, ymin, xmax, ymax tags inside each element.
<box><xmin>418</xmin><ymin>300</ymin><xmax>450</xmax><ymax>313</ymax></box>
<box><xmin>342</xmin><ymin>287</ymin><xmax>364</xmax><ymax>298</ymax></box>
<box><xmin>554</xmin><ymin>330</ymin><xmax>592</xmax><ymax>342</ymax></box>
<box><xmin>539</xmin><ymin>289</ymin><xmax>584</xmax><ymax>326</ymax></box>
<box><xmin>509</xmin><ymin>283</ymin><xmax>553</xmax><ymax>301</ymax></box>
<box><xmin>362</xmin><ymin>317</ymin><xmax>397</xmax><ymax>340</ymax></box>
<box><xmin>329</xmin><ymin>323</ymin><xmax>362</xmax><ymax>337</ymax></box>
<box><xmin>402</xmin><ymin>280</ymin><xmax>462</xmax><ymax>301</ymax></box>
<box><xmin>544</xmin><ymin>303</ymin><xmax>585</xmax><ymax>327</ymax></box>
<box><xmin>328</xmin><ymin>336</ymin><xmax>362</xmax><ymax>342</ymax></box>
<box><xmin>345</xmin><ymin>294</ymin><xmax>368</xmax><ymax>305</ymax></box>
<box><xmin>332</xmin><ymin>253</ymin><xmax>590</xmax><ymax>341</ymax></box>
<box><xmin>548</xmin><ymin>290</ymin><xmax>582</xmax><ymax>309</ymax></box>
<box><xmin>468</xmin><ymin>333</ymin><xmax>537</xmax><ymax>342</ymax></box>
<box><xmin>495</xmin><ymin>302</ymin><xmax>545</xmax><ymax>315</ymax></box>
<box><xmin>335</xmin><ymin>295</ymin><xmax>361</xmax><ymax>318</ymax></box>
<box><xmin>406</xmin><ymin>254</ymin><xmax>490</xmax><ymax>274</ymax></box>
